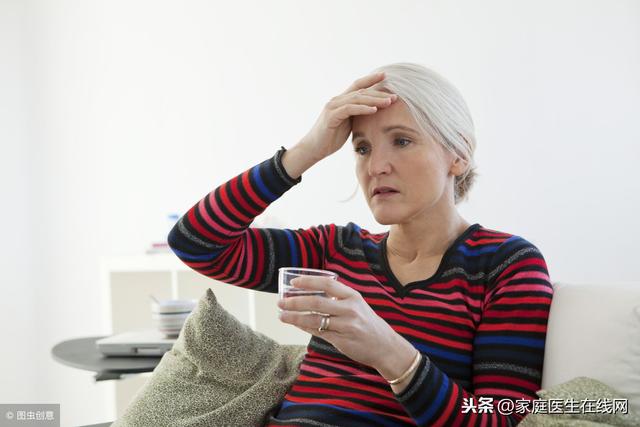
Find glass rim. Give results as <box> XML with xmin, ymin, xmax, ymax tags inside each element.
<box><xmin>278</xmin><ymin>267</ymin><xmax>337</xmax><ymax>277</ymax></box>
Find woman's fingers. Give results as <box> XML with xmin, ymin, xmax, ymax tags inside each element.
<box><xmin>330</xmin><ymin>92</ymin><xmax>396</xmax><ymax>109</ymax></box>
<box><xmin>341</xmin><ymin>72</ymin><xmax>386</xmax><ymax>95</ymax></box>
<box><xmin>328</xmin><ymin>104</ymin><xmax>378</xmax><ymax>125</ymax></box>
<box><xmin>341</xmin><ymin>89</ymin><xmax>397</xmax><ymax>100</ymax></box>
<box><xmin>326</xmin><ymin>92</ymin><xmax>398</xmax><ymax>126</ymax></box>
<box><xmin>290</xmin><ymin>276</ymin><xmax>356</xmax><ymax>300</ymax></box>
<box><xmin>278</xmin><ymin>293</ymin><xmax>343</xmax><ymax>315</ymax></box>
<box><xmin>279</xmin><ymin>310</ymin><xmax>344</xmax><ymax>333</ymax></box>
<box><xmin>295</xmin><ymin>72</ymin><xmax>396</xmax><ymax>163</ymax></box>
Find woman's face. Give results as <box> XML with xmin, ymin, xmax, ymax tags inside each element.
<box><xmin>351</xmin><ymin>99</ymin><xmax>463</xmax><ymax>226</ymax></box>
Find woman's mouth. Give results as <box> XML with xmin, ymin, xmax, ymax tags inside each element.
<box><xmin>373</xmin><ymin>190</ymin><xmax>399</xmax><ymax>199</ymax></box>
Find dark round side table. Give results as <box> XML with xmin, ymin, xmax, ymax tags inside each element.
<box><xmin>51</xmin><ymin>336</ymin><xmax>162</xmax><ymax>381</ymax></box>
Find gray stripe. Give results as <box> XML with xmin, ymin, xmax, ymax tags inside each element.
<box><xmin>177</xmin><ymin>217</ymin><xmax>223</xmax><ymax>250</ymax></box>
<box><xmin>474</xmin><ymin>362</ymin><xmax>541</xmax><ymax>380</ymax></box>
<box><xmin>487</xmin><ymin>247</ymin><xmax>540</xmax><ymax>282</ymax></box>
<box><xmin>309</xmin><ymin>338</ymin><xmax>343</xmax><ymax>356</ymax></box>
<box><xmin>443</xmin><ymin>246</ymin><xmax>540</xmax><ymax>283</ymax></box>
<box><xmin>254</xmin><ymin>230</ymin><xmax>276</xmax><ymax>291</ymax></box>
<box><xmin>397</xmin><ymin>356</ymin><xmax>431</xmax><ymax>404</ymax></box>
<box><xmin>272</xmin><ymin>154</ymin><xmax>298</xmax><ymax>186</ymax></box>
<box><xmin>336</xmin><ymin>227</ymin><xmax>365</xmax><ymax>258</ymax></box>
<box><xmin>441</xmin><ymin>267</ymin><xmax>486</xmax><ymax>281</ymax></box>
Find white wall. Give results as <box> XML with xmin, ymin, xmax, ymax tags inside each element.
<box><xmin>2</xmin><ymin>0</ymin><xmax>639</xmax><ymax>425</ymax></box>
<box><xmin>0</xmin><ymin>0</ymin><xmax>37</xmax><ymax>404</ymax></box>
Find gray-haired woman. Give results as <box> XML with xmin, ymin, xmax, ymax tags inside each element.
<box><xmin>169</xmin><ymin>62</ymin><xmax>553</xmax><ymax>426</ymax></box>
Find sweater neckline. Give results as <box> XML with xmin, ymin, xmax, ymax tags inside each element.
<box><xmin>380</xmin><ymin>223</ymin><xmax>481</xmax><ymax>298</ymax></box>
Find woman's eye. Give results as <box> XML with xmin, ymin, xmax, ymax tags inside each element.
<box><xmin>395</xmin><ymin>138</ymin><xmax>412</xmax><ymax>147</ymax></box>
<box><xmin>354</xmin><ymin>146</ymin><xmax>370</xmax><ymax>155</ymax></box>
<box><xmin>355</xmin><ymin>139</ymin><xmax>410</xmax><ymax>155</ymax></box>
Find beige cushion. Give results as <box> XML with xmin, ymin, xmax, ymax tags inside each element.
<box><xmin>542</xmin><ymin>282</ymin><xmax>640</xmax><ymax>413</ymax></box>
<box><xmin>520</xmin><ymin>376</ymin><xmax>640</xmax><ymax>426</ymax></box>
<box><xmin>113</xmin><ymin>289</ymin><xmax>306</xmax><ymax>427</ymax></box>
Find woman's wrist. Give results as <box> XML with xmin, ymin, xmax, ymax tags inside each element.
<box><xmin>388</xmin><ymin>360</ymin><xmax>420</xmax><ymax>394</ymax></box>
<box><xmin>387</xmin><ymin>350</ymin><xmax>421</xmax><ymax>384</ymax></box>
<box><xmin>375</xmin><ymin>334</ymin><xmax>420</xmax><ymax>388</ymax></box>
<box><xmin>280</xmin><ymin>140</ymin><xmax>321</xmax><ymax>180</ymax></box>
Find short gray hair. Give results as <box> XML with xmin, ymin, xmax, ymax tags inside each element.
<box><xmin>370</xmin><ymin>62</ymin><xmax>478</xmax><ymax>204</ymax></box>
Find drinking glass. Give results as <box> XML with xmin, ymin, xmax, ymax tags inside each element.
<box><xmin>278</xmin><ymin>267</ymin><xmax>338</xmax><ymax>313</ymax></box>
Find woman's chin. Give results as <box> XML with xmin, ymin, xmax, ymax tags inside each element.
<box><xmin>372</xmin><ymin>210</ymin><xmax>402</xmax><ymax>226</ymax></box>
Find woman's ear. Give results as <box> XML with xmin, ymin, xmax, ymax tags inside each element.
<box><xmin>450</xmin><ymin>156</ymin><xmax>469</xmax><ymax>177</ymax></box>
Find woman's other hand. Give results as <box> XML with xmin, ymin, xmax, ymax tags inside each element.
<box><xmin>277</xmin><ymin>275</ymin><xmax>416</xmax><ymax>380</ymax></box>
<box><xmin>300</xmin><ymin>72</ymin><xmax>398</xmax><ymax>162</ymax></box>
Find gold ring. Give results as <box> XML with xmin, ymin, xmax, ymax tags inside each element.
<box><xmin>318</xmin><ymin>315</ymin><xmax>331</xmax><ymax>332</ymax></box>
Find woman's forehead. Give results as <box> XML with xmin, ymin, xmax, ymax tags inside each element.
<box><xmin>351</xmin><ymin>100</ymin><xmax>421</xmax><ymax>137</ymax></box>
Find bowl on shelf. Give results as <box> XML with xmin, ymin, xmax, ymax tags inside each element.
<box><xmin>150</xmin><ymin>298</ymin><xmax>197</xmax><ymax>337</ymax></box>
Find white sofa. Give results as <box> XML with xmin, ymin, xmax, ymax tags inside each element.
<box><xmin>541</xmin><ymin>282</ymin><xmax>640</xmax><ymax>413</ymax></box>
<box><xmin>86</xmin><ymin>282</ymin><xmax>640</xmax><ymax>427</ymax></box>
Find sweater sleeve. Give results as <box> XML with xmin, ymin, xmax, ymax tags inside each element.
<box><xmin>393</xmin><ymin>236</ymin><xmax>554</xmax><ymax>426</ymax></box>
<box><xmin>167</xmin><ymin>147</ymin><xmax>330</xmax><ymax>293</ymax></box>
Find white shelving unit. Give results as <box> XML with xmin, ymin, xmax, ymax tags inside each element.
<box><xmin>100</xmin><ymin>253</ymin><xmax>310</xmax><ymax>418</ymax></box>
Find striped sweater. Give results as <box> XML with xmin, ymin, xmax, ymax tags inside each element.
<box><xmin>168</xmin><ymin>147</ymin><xmax>554</xmax><ymax>426</ymax></box>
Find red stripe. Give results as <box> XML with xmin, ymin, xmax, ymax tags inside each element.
<box><xmin>220</xmin><ymin>181</ymin><xmax>252</xmax><ymax>223</ymax></box>
<box><xmin>251</xmin><ymin>228</ymin><xmax>266</xmax><ymax>288</ymax></box>
<box><xmin>241</xmin><ymin>169</ymin><xmax>268</xmax><ymax>209</ymax></box>
<box><xmin>296</xmin><ymin>374</ymin><xmax>390</xmax><ymax>399</ymax></box>
<box><xmin>327</xmin><ymin>225</ymin><xmax>336</xmax><ymax>256</ymax></box>
<box><xmin>491</xmin><ymin>295</ymin><xmax>552</xmax><ymax>306</ymax></box>
<box><xmin>290</xmin><ymin>384</ymin><xmax>399</xmax><ymax>408</ymax></box>
<box><xmin>474</xmin><ymin>375</ymin><xmax>539</xmax><ymax>392</ymax></box>
<box><xmin>187</xmin><ymin>207</ymin><xmax>220</xmax><ymax>243</ymax></box>
<box><xmin>485</xmin><ymin>308</ymin><xmax>551</xmax><ymax>318</ymax></box>
<box><xmin>478</xmin><ymin>323</ymin><xmax>548</xmax><ymax>333</ymax></box>
<box><xmin>474</xmin><ymin>230</ymin><xmax>512</xmax><ymax>238</ymax></box>
<box><xmin>230</xmin><ymin>175</ymin><xmax>259</xmax><ymax>216</ymax></box>
<box><xmin>295</xmin><ymin>232</ymin><xmax>307</xmax><ymax>267</ymax></box>
<box><xmin>303</xmin><ymin>353</ymin><xmax>364</xmax><ymax>374</ymax></box>
<box><xmin>433</xmin><ymin>383</ymin><xmax>460</xmax><ymax>427</ymax></box>
<box><xmin>331</xmin><ymin>250</ymin><xmax>379</xmax><ymax>270</ymax></box>
<box><xmin>196</xmin><ymin>244</ymin><xmax>236</xmax><ymax>276</ymax></box>
<box><xmin>465</xmin><ymin>238</ymin><xmax>507</xmax><ymax>247</ymax></box>
<box><xmin>283</xmin><ymin>395</ymin><xmax>412</xmax><ymax>422</ymax></box>
<box><xmin>203</xmin><ymin>241</ymin><xmax>242</xmax><ymax>279</ymax></box>
<box><xmin>495</xmin><ymin>258</ymin><xmax>547</xmax><ymax>283</ymax></box>
<box><xmin>394</xmin><ymin>325</ymin><xmax>473</xmax><ymax>351</ymax></box>
<box><xmin>361</xmin><ymin>297</ymin><xmax>476</xmax><ymax>327</ymax></box>
<box><xmin>381</xmin><ymin>311</ymin><xmax>473</xmax><ymax>339</ymax></box>
<box><xmin>300</xmin><ymin>230</ymin><xmax>319</xmax><ymax>268</ymax></box>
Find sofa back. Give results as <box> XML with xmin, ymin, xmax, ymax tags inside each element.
<box><xmin>542</xmin><ymin>282</ymin><xmax>640</xmax><ymax>413</ymax></box>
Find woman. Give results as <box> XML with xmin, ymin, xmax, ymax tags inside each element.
<box><xmin>168</xmin><ymin>62</ymin><xmax>554</xmax><ymax>426</ymax></box>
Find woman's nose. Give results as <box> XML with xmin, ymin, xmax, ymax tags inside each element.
<box><xmin>367</xmin><ymin>149</ymin><xmax>392</xmax><ymax>176</ymax></box>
